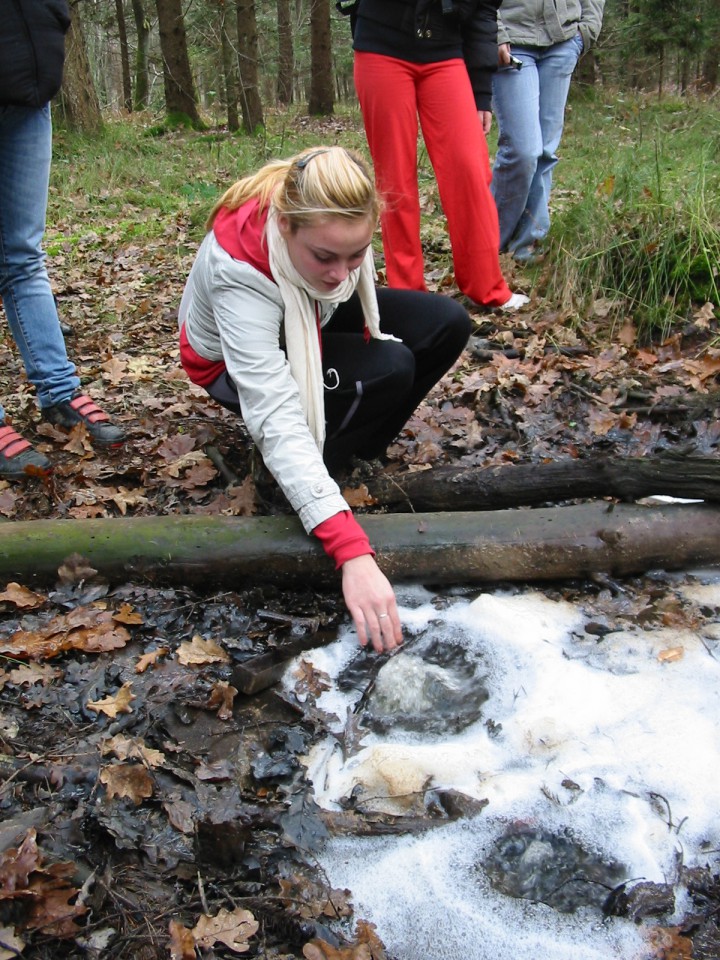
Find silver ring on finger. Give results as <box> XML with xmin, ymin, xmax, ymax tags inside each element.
<box><xmin>378</xmin><ymin>613</ymin><xmax>389</xmax><ymax>619</ymax></box>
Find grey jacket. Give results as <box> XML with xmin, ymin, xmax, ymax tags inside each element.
<box><xmin>179</xmin><ymin>232</ymin><xmax>349</xmax><ymax>534</ymax></box>
<box><xmin>497</xmin><ymin>0</ymin><xmax>604</xmax><ymax>52</ymax></box>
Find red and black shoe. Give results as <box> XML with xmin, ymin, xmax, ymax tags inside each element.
<box><xmin>0</xmin><ymin>421</ymin><xmax>52</xmax><ymax>479</ymax></box>
<box><xmin>42</xmin><ymin>391</ymin><xmax>126</xmax><ymax>448</ymax></box>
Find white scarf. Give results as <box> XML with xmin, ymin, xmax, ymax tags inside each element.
<box><xmin>266</xmin><ymin>208</ymin><xmax>397</xmax><ymax>449</ymax></box>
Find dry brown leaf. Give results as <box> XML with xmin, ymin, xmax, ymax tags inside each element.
<box><xmin>87</xmin><ymin>681</ymin><xmax>136</xmax><ymax>717</ymax></box>
<box><xmin>342</xmin><ymin>483</ymin><xmax>378</xmax><ymax>508</ymax></box>
<box><xmin>279</xmin><ymin>875</ymin><xmax>353</xmax><ymax>921</ymax></box>
<box><xmin>100</xmin><ymin>356</ymin><xmax>128</xmax><ymax>385</ymax></box>
<box><xmin>206</xmin><ymin>680</ymin><xmax>237</xmax><ymax>720</ymax></box>
<box><xmin>56</xmin><ymin>553</ymin><xmax>99</xmax><ymax>585</ymax></box>
<box><xmin>304</xmin><ymin>941</ymin><xmax>372</xmax><ymax>960</ymax></box>
<box><xmin>112</xmin><ymin>602</ymin><xmax>144</xmax><ymax>625</ymax></box>
<box><xmin>168</xmin><ymin>919</ymin><xmax>196</xmax><ymax>960</ymax></box>
<box><xmin>7</xmin><ymin>663</ymin><xmax>60</xmax><ymax>687</ymax></box>
<box><xmin>355</xmin><ymin>919</ymin><xmax>388</xmax><ymax>960</ymax></box>
<box><xmin>177</xmin><ymin>634</ymin><xmax>229</xmax><ymax>666</ymax></box>
<box><xmin>293</xmin><ymin>659</ymin><xmax>331</xmax><ymax>699</ymax></box>
<box><xmin>0</xmin><ymin>487</ymin><xmax>20</xmax><ymax>518</ymax></box>
<box><xmin>658</xmin><ymin>646</ymin><xmax>684</xmax><ymax>663</ymax></box>
<box><xmin>156</xmin><ymin>434</ymin><xmax>197</xmax><ymax>461</ymax></box>
<box><xmin>163</xmin><ymin>798</ymin><xmax>195</xmax><ymax>833</ymax></box>
<box><xmin>645</xmin><ymin>925</ymin><xmax>693</xmax><ymax>959</ymax></box>
<box><xmin>101</xmin><ymin>733</ymin><xmax>165</xmax><ymax>767</ymax></box>
<box><xmin>588</xmin><ymin>406</ymin><xmax>619</xmax><ymax>436</ymax></box>
<box><xmin>109</xmin><ymin>486</ymin><xmax>150</xmax><ymax>514</ymax></box>
<box><xmin>135</xmin><ymin>646</ymin><xmax>168</xmax><ymax>672</ymax></box>
<box><xmin>99</xmin><ymin>762</ymin><xmax>154</xmax><ymax>804</ymax></box>
<box><xmin>225</xmin><ymin>476</ymin><xmax>257</xmax><ymax>516</ymax></box>
<box><xmin>1</xmin><ymin>606</ymin><xmax>130</xmax><ymax>661</ymax></box>
<box><xmin>192</xmin><ymin>906</ymin><xmax>259</xmax><ymax>952</ymax></box>
<box><xmin>0</xmin><ymin>830</ymin><xmax>86</xmax><ymax>937</ymax></box>
<box><xmin>0</xmin><ymin>582</ymin><xmax>47</xmax><ymax>609</ymax></box>
<box><xmin>693</xmin><ymin>301</ymin><xmax>715</xmax><ymax>326</ymax></box>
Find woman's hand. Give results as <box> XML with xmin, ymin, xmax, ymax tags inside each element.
<box><xmin>478</xmin><ymin>110</ymin><xmax>492</xmax><ymax>135</ymax></box>
<box><xmin>498</xmin><ymin>42</ymin><xmax>512</xmax><ymax>66</ymax></box>
<box><xmin>341</xmin><ymin>554</ymin><xmax>403</xmax><ymax>653</ymax></box>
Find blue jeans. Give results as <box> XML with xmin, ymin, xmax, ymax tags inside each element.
<box><xmin>491</xmin><ymin>35</ymin><xmax>583</xmax><ymax>260</ymax></box>
<box><xmin>0</xmin><ymin>103</ymin><xmax>78</xmax><ymax>422</ymax></box>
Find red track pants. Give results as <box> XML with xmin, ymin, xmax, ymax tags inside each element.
<box><xmin>354</xmin><ymin>51</ymin><xmax>511</xmax><ymax>307</ymax></box>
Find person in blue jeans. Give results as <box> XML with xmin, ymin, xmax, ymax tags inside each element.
<box><xmin>0</xmin><ymin>0</ymin><xmax>125</xmax><ymax>480</ymax></box>
<box><xmin>491</xmin><ymin>0</ymin><xmax>605</xmax><ymax>263</ymax></box>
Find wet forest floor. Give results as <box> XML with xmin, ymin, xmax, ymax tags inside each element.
<box><xmin>1</xmin><ymin>116</ymin><xmax>720</xmax><ymax>959</ymax></box>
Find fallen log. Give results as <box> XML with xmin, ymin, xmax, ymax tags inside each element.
<box><xmin>1</xmin><ymin>501</ymin><xmax>719</xmax><ymax>589</ymax></box>
<box><xmin>362</xmin><ymin>455</ymin><xmax>720</xmax><ymax>512</ymax></box>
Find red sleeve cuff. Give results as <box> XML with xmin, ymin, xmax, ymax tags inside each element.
<box><xmin>313</xmin><ymin>510</ymin><xmax>375</xmax><ymax>570</ymax></box>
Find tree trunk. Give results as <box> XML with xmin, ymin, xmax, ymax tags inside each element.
<box><xmin>115</xmin><ymin>0</ymin><xmax>133</xmax><ymax>111</ymax></box>
<box><xmin>57</xmin><ymin>1</ymin><xmax>103</xmax><ymax>133</ymax></box>
<box><xmin>235</xmin><ymin>0</ymin><xmax>265</xmax><ymax>133</ymax></box>
<box><xmin>276</xmin><ymin>0</ymin><xmax>294</xmax><ymax>105</ymax></box>
<box><xmin>701</xmin><ymin>39</ymin><xmax>719</xmax><ymax>90</ymax></box>
<box><xmin>308</xmin><ymin>0</ymin><xmax>333</xmax><ymax>115</ymax></box>
<box><xmin>1</xmin><ymin>503</ymin><xmax>719</xmax><ymax>590</ymax></box>
<box><xmin>155</xmin><ymin>0</ymin><xmax>201</xmax><ymax>126</ymax></box>
<box><xmin>131</xmin><ymin>0</ymin><xmax>151</xmax><ymax>110</ymax></box>
<box><xmin>361</xmin><ymin>455</ymin><xmax>720</xmax><ymax>513</ymax></box>
<box><xmin>219</xmin><ymin>0</ymin><xmax>240</xmax><ymax>131</ymax></box>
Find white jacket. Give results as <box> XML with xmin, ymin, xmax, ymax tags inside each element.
<box><xmin>179</xmin><ymin>232</ymin><xmax>350</xmax><ymax>533</ymax></box>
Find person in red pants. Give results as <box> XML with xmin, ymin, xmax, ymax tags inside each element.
<box><xmin>338</xmin><ymin>0</ymin><xmax>529</xmax><ymax>312</ymax></box>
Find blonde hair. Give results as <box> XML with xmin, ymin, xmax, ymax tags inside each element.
<box><xmin>206</xmin><ymin>145</ymin><xmax>380</xmax><ymax>232</ymax></box>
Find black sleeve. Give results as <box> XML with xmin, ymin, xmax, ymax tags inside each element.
<box><xmin>0</xmin><ymin>0</ymin><xmax>70</xmax><ymax>107</ymax></box>
<box><xmin>460</xmin><ymin>0</ymin><xmax>500</xmax><ymax>110</ymax></box>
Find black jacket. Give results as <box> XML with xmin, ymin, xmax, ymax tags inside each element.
<box><xmin>338</xmin><ymin>0</ymin><xmax>500</xmax><ymax>109</ymax></box>
<box><xmin>0</xmin><ymin>0</ymin><xmax>70</xmax><ymax>108</ymax></box>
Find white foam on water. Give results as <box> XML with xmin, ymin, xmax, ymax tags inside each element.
<box><xmin>289</xmin><ymin>575</ymin><xmax>720</xmax><ymax>960</ymax></box>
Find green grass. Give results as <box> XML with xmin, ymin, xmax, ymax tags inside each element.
<box><xmin>527</xmin><ymin>88</ymin><xmax>720</xmax><ymax>338</ymax></box>
<box><xmin>46</xmin><ymin>94</ymin><xmax>719</xmax><ymax>341</ymax></box>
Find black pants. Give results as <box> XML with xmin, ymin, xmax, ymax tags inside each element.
<box><xmin>206</xmin><ymin>288</ymin><xmax>471</xmax><ymax>471</ymax></box>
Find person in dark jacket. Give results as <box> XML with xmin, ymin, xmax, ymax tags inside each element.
<box><xmin>0</xmin><ymin>0</ymin><xmax>125</xmax><ymax>480</ymax></box>
<box><xmin>338</xmin><ymin>0</ymin><xmax>529</xmax><ymax>311</ymax></box>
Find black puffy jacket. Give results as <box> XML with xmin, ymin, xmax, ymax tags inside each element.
<box><xmin>338</xmin><ymin>0</ymin><xmax>500</xmax><ymax>109</ymax></box>
<box><xmin>0</xmin><ymin>0</ymin><xmax>70</xmax><ymax>108</ymax></box>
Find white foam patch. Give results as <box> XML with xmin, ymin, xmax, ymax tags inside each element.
<box><xmin>291</xmin><ymin>576</ymin><xmax>720</xmax><ymax>959</ymax></box>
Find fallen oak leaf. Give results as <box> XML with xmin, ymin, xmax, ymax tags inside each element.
<box><xmin>112</xmin><ymin>602</ymin><xmax>144</xmax><ymax>625</ymax></box>
<box><xmin>87</xmin><ymin>682</ymin><xmax>136</xmax><ymax>718</ymax></box>
<box><xmin>169</xmin><ymin>919</ymin><xmax>196</xmax><ymax>960</ymax></box>
<box><xmin>0</xmin><ymin>830</ymin><xmax>86</xmax><ymax>938</ymax></box>
<box><xmin>206</xmin><ymin>681</ymin><xmax>237</xmax><ymax>720</ymax></box>
<box><xmin>56</xmin><ymin>554</ymin><xmax>100</xmax><ymax>585</ymax></box>
<box><xmin>355</xmin><ymin>920</ymin><xmax>388</xmax><ymax>960</ymax></box>
<box><xmin>135</xmin><ymin>646</ymin><xmax>168</xmax><ymax>672</ymax></box>
<box><xmin>0</xmin><ymin>583</ymin><xmax>47</xmax><ymax>609</ymax></box>
<box><xmin>99</xmin><ymin>763</ymin><xmax>154</xmax><ymax>804</ymax></box>
<box><xmin>341</xmin><ymin>483</ymin><xmax>377</xmax><ymax>508</ymax></box>
<box><xmin>658</xmin><ymin>646</ymin><xmax>684</xmax><ymax>663</ymax></box>
<box><xmin>101</xmin><ymin>734</ymin><xmax>165</xmax><ymax>767</ymax></box>
<box><xmin>304</xmin><ymin>941</ymin><xmax>371</xmax><ymax>960</ymax></box>
<box><xmin>192</xmin><ymin>906</ymin><xmax>259</xmax><ymax>953</ymax></box>
<box><xmin>1</xmin><ymin>607</ymin><xmax>130</xmax><ymax>660</ymax></box>
<box><xmin>7</xmin><ymin>663</ymin><xmax>61</xmax><ymax>687</ymax></box>
<box><xmin>176</xmin><ymin>635</ymin><xmax>229</xmax><ymax>666</ymax></box>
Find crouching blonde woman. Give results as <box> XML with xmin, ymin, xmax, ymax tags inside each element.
<box><xmin>179</xmin><ymin>146</ymin><xmax>471</xmax><ymax>652</ymax></box>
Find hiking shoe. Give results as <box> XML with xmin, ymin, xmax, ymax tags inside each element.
<box><xmin>498</xmin><ymin>292</ymin><xmax>530</xmax><ymax>312</ymax></box>
<box><xmin>42</xmin><ymin>391</ymin><xmax>126</xmax><ymax>448</ymax></box>
<box><xmin>0</xmin><ymin>421</ymin><xmax>52</xmax><ymax>479</ymax></box>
